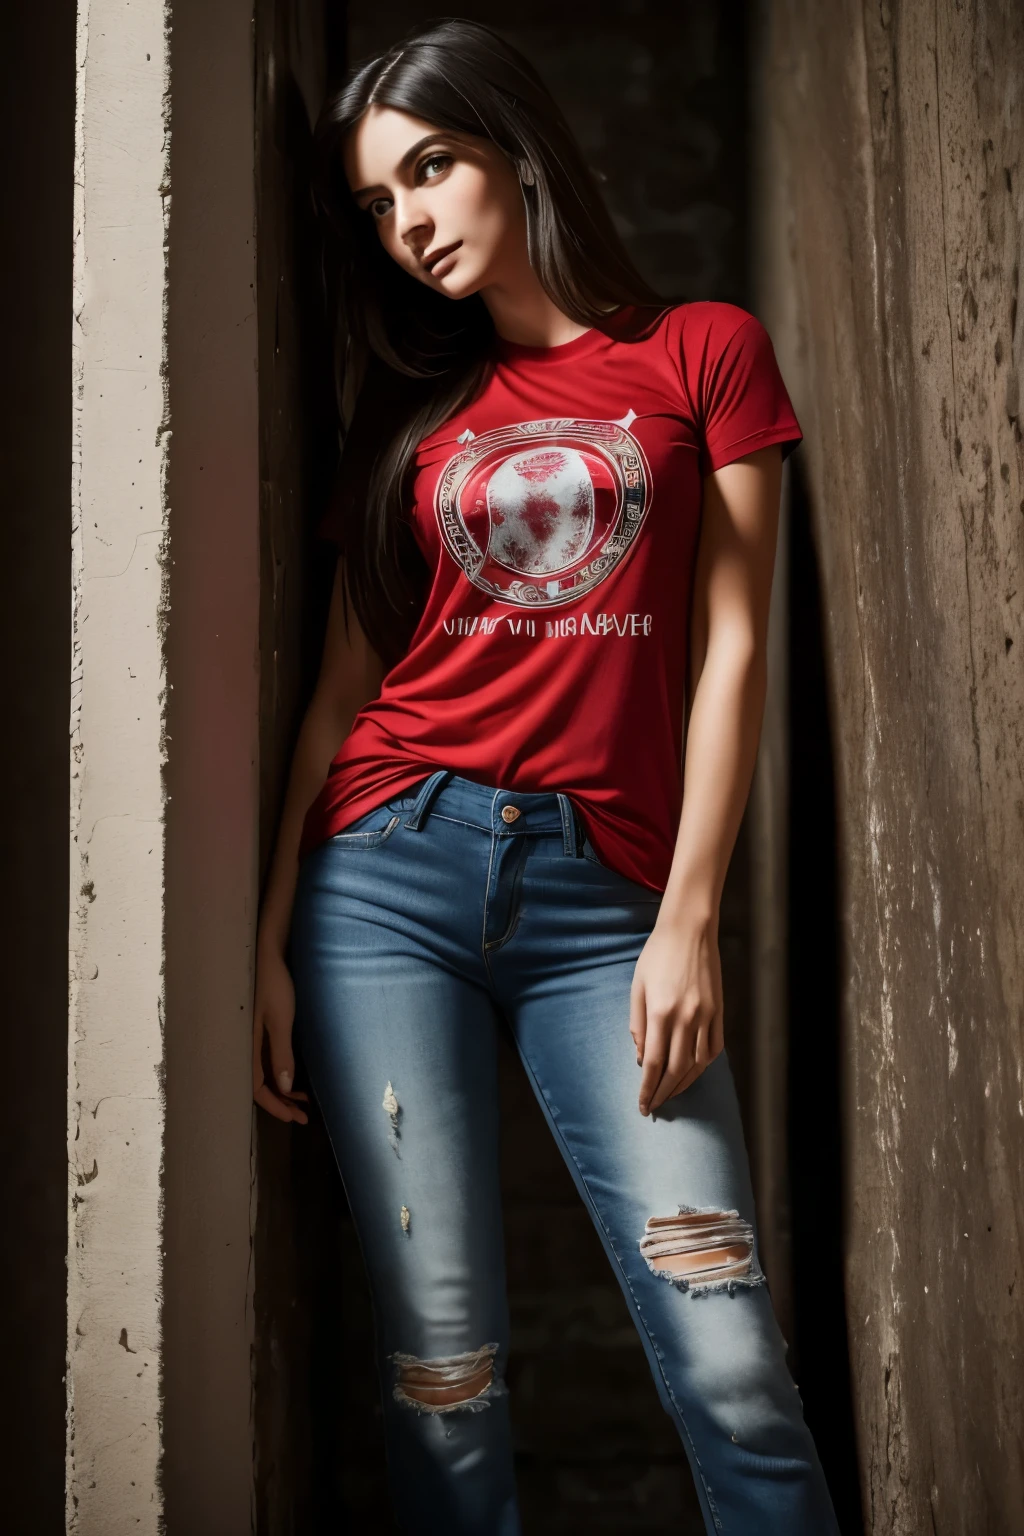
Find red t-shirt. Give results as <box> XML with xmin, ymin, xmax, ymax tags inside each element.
<box><xmin>299</xmin><ymin>301</ymin><xmax>802</xmax><ymax>891</ymax></box>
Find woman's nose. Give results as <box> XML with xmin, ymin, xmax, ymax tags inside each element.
<box><xmin>393</xmin><ymin>191</ymin><xmax>432</xmax><ymax>257</ymax></box>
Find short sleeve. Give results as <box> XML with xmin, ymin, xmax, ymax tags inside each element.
<box><xmin>699</xmin><ymin>314</ymin><xmax>803</xmax><ymax>477</ymax></box>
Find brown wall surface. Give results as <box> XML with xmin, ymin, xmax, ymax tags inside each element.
<box><xmin>754</xmin><ymin>2</ymin><xmax>1024</xmax><ymax>1530</ymax></box>
<box><xmin>162</xmin><ymin>0</ymin><xmax>261</xmax><ymax>1528</ymax></box>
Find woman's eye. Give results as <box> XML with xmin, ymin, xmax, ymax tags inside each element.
<box><xmin>368</xmin><ymin>196</ymin><xmax>393</xmax><ymax>219</ymax></box>
<box><xmin>420</xmin><ymin>153</ymin><xmax>452</xmax><ymax>181</ymax></box>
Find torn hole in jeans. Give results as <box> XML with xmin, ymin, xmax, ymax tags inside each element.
<box><xmin>639</xmin><ymin>1205</ymin><xmax>768</xmax><ymax>1296</ymax></box>
<box><xmin>382</xmin><ymin>1080</ymin><xmax>402</xmax><ymax>1156</ymax></box>
<box><xmin>389</xmin><ymin>1342</ymin><xmax>506</xmax><ymax>1415</ymax></box>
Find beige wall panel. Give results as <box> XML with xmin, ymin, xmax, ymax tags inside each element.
<box><xmin>68</xmin><ymin>2</ymin><xmax>171</xmax><ymax>1532</ymax></box>
<box><xmin>755</xmin><ymin>1</ymin><xmax>1024</xmax><ymax>1530</ymax></box>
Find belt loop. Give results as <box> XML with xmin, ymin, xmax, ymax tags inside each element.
<box><xmin>557</xmin><ymin>792</ymin><xmax>578</xmax><ymax>857</ymax></box>
<box><xmin>403</xmin><ymin>768</ymin><xmax>455</xmax><ymax>830</ymax></box>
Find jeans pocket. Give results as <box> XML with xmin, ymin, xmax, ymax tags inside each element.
<box><xmin>328</xmin><ymin>805</ymin><xmax>403</xmax><ymax>848</ymax></box>
<box><xmin>580</xmin><ymin>835</ymin><xmax>604</xmax><ymax>868</ymax></box>
<box><xmin>580</xmin><ymin>833</ymin><xmax>662</xmax><ymax>903</ymax></box>
<box><xmin>580</xmin><ymin>833</ymin><xmax>616</xmax><ymax>871</ymax></box>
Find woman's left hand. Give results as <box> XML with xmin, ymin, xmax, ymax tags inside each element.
<box><xmin>629</xmin><ymin>914</ymin><xmax>724</xmax><ymax>1116</ymax></box>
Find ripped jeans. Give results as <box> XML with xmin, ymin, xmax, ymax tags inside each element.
<box><xmin>289</xmin><ymin>769</ymin><xmax>840</xmax><ymax>1536</ymax></box>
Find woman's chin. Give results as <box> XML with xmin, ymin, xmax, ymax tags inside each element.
<box><xmin>431</xmin><ymin>265</ymin><xmax>483</xmax><ymax>303</ymax></box>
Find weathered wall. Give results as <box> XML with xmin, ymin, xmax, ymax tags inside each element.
<box><xmin>754</xmin><ymin>1</ymin><xmax>1024</xmax><ymax>1529</ymax></box>
<box><xmin>68</xmin><ymin>4</ymin><xmax>172</xmax><ymax>1526</ymax></box>
<box><xmin>69</xmin><ymin>1</ymin><xmax>260</xmax><ymax>1530</ymax></box>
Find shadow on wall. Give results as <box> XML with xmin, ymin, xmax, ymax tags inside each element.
<box><xmin>785</xmin><ymin>454</ymin><xmax>864</xmax><ymax>1535</ymax></box>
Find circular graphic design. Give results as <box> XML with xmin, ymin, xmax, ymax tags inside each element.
<box><xmin>434</xmin><ymin>415</ymin><xmax>651</xmax><ymax>609</ymax></box>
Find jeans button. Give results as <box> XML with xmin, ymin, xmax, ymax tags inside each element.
<box><xmin>501</xmin><ymin>805</ymin><xmax>521</xmax><ymax>823</ymax></box>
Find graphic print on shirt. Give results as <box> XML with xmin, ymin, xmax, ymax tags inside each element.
<box><xmin>434</xmin><ymin>411</ymin><xmax>651</xmax><ymax>609</ymax></box>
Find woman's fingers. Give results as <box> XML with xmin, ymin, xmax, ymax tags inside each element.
<box><xmin>629</xmin><ymin>975</ymin><xmax>647</xmax><ymax>1067</ymax></box>
<box><xmin>253</xmin><ymin>1031</ymin><xmax>310</xmax><ymax>1123</ymax></box>
<box><xmin>267</xmin><ymin>1026</ymin><xmax>296</xmax><ymax>1097</ymax></box>
<box><xmin>638</xmin><ymin>1012</ymin><xmax>672</xmax><ymax>1115</ymax></box>
<box><xmin>632</xmin><ymin>925</ymin><xmax>726</xmax><ymax>1115</ymax></box>
<box><xmin>252</xmin><ymin>990</ymin><xmax>308</xmax><ymax>1125</ymax></box>
<box><xmin>707</xmin><ymin>1003</ymin><xmax>725</xmax><ymax>1061</ymax></box>
<box><xmin>660</xmin><ymin>1011</ymin><xmax>726</xmax><ymax>1106</ymax></box>
<box><xmin>640</xmin><ymin>1006</ymin><xmax>727</xmax><ymax>1114</ymax></box>
<box><xmin>254</xmin><ymin>1080</ymin><xmax>309</xmax><ymax>1125</ymax></box>
<box><xmin>646</xmin><ymin>1018</ymin><xmax>698</xmax><ymax>1113</ymax></box>
<box><xmin>665</xmin><ymin>1053</ymin><xmax>705</xmax><ymax>1102</ymax></box>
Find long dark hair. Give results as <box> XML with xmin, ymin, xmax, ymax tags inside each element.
<box><xmin>312</xmin><ymin>16</ymin><xmax>669</xmax><ymax>667</ymax></box>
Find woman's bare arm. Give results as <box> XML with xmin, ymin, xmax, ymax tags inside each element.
<box><xmin>253</xmin><ymin>556</ymin><xmax>387</xmax><ymax>1124</ymax></box>
<box><xmin>630</xmin><ymin>443</ymin><xmax>784</xmax><ymax>1115</ymax></box>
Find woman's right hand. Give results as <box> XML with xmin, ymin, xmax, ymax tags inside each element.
<box><xmin>253</xmin><ymin>942</ymin><xmax>309</xmax><ymax>1125</ymax></box>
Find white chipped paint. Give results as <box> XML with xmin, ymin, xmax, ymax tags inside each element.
<box><xmin>68</xmin><ymin>2</ymin><xmax>170</xmax><ymax>1531</ymax></box>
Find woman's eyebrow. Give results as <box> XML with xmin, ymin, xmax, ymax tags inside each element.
<box><xmin>351</xmin><ymin>133</ymin><xmax>454</xmax><ymax>201</ymax></box>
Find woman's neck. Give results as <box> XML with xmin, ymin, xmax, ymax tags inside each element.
<box><xmin>479</xmin><ymin>270</ymin><xmax>592</xmax><ymax>350</ymax></box>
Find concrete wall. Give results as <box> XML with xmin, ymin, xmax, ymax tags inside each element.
<box><xmin>68</xmin><ymin>3</ymin><xmax>172</xmax><ymax>1523</ymax></box>
<box><xmin>68</xmin><ymin>2</ymin><xmax>259</xmax><ymax>1530</ymax></box>
<box><xmin>754</xmin><ymin>1</ymin><xmax>1024</xmax><ymax>1529</ymax></box>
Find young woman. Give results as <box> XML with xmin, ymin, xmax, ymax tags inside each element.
<box><xmin>253</xmin><ymin>18</ymin><xmax>841</xmax><ymax>1535</ymax></box>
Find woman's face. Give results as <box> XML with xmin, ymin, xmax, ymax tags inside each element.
<box><xmin>344</xmin><ymin>105</ymin><xmax>530</xmax><ymax>301</ymax></box>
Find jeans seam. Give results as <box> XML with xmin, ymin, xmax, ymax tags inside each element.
<box><xmin>428</xmin><ymin>811</ymin><xmax>494</xmax><ymax>833</ymax></box>
<box><xmin>480</xmin><ymin>825</ymin><xmax>499</xmax><ymax>979</ymax></box>
<box><xmin>510</xmin><ymin>1044</ymin><xmax>725</xmax><ymax>1532</ymax></box>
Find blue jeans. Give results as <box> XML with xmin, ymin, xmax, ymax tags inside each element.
<box><xmin>289</xmin><ymin>768</ymin><xmax>840</xmax><ymax>1535</ymax></box>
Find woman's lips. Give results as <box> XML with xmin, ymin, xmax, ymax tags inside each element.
<box><xmin>424</xmin><ymin>240</ymin><xmax>462</xmax><ymax>277</ymax></box>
